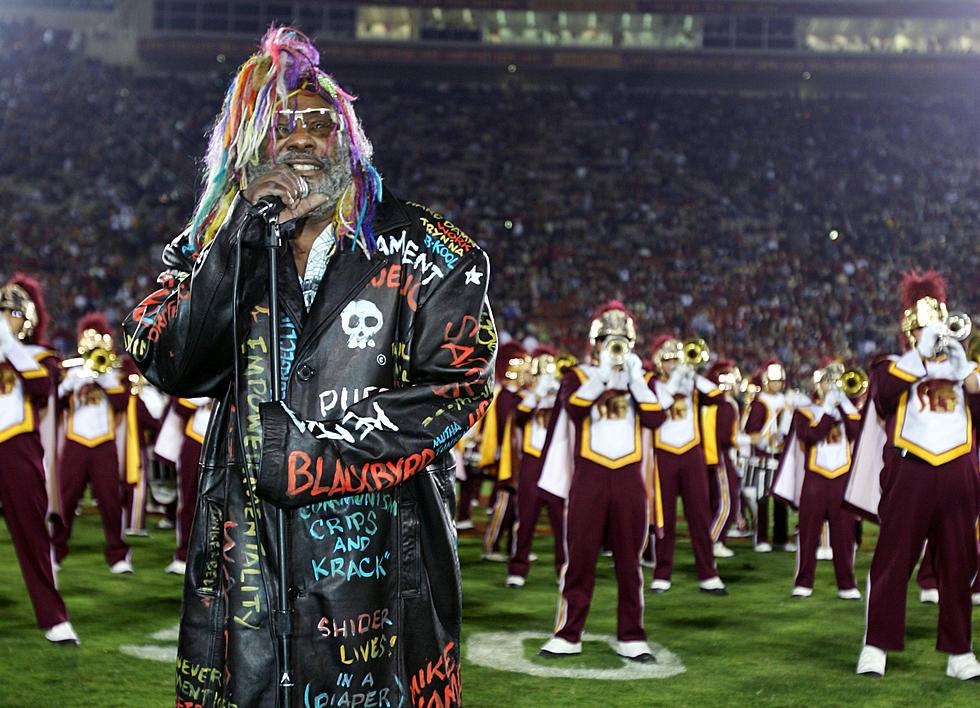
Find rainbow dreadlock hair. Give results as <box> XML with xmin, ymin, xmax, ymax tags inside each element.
<box><xmin>187</xmin><ymin>25</ymin><xmax>382</xmax><ymax>255</ymax></box>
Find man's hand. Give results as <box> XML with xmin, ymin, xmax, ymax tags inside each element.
<box><xmin>597</xmin><ymin>348</ymin><xmax>615</xmax><ymax>384</ymax></box>
<box><xmin>625</xmin><ymin>353</ymin><xmax>645</xmax><ymax>382</ymax></box>
<box><xmin>242</xmin><ymin>167</ymin><xmax>329</xmax><ymax>224</ymax></box>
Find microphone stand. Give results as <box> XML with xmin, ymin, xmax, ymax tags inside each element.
<box><xmin>262</xmin><ymin>201</ymin><xmax>294</xmax><ymax>708</ymax></box>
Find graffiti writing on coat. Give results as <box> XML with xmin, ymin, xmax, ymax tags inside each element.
<box><xmin>283</xmin><ymin>402</ymin><xmax>398</xmax><ymax>443</ymax></box>
<box><xmin>340</xmin><ymin>634</ymin><xmax>398</xmax><ymax>665</ymax></box>
<box><xmin>421</xmin><ymin>388</ymin><xmax>493</xmax><ymax>428</ymax></box>
<box><xmin>311</xmin><ymin>550</ymin><xmax>390</xmax><ymax>582</ymax></box>
<box><xmin>299</xmin><ymin>493</ymin><xmax>398</xmax><ymax>520</ymax></box>
<box><xmin>241</xmin><ymin>335</ymin><xmax>269</xmax><ymax>516</ymax></box>
<box><xmin>319</xmin><ymin>387</ymin><xmax>386</xmax><ymax>418</ymax></box>
<box><xmin>287</xmin><ymin>448</ymin><xmax>436</xmax><ymax>500</ymax></box>
<box><xmin>374</xmin><ymin>230</ymin><xmax>445</xmax><ymax>285</ymax></box>
<box><xmin>370</xmin><ymin>264</ymin><xmax>421</xmax><ymax>311</ymax></box>
<box><xmin>280</xmin><ymin>315</ymin><xmax>298</xmax><ymax>398</ymax></box>
<box><xmin>176</xmin><ymin>655</ymin><xmax>237</xmax><ymax>708</ymax></box>
<box><xmin>304</xmin><ymin>673</ymin><xmax>393</xmax><ymax>708</ymax></box>
<box><xmin>433</xmin><ymin>422</ymin><xmax>462</xmax><ymax>455</ymax></box>
<box><xmin>305</xmin><ymin>508</ymin><xmax>380</xmax><ymax>547</ymax></box>
<box><xmin>318</xmin><ymin>607</ymin><xmax>393</xmax><ymax>638</ymax></box>
<box><xmin>409</xmin><ymin>642</ymin><xmax>460</xmax><ymax>708</ymax></box>
<box><xmin>341</xmin><ymin>300</ymin><xmax>384</xmax><ymax>350</ymax></box>
<box><xmin>223</xmin><ymin>519</ymin><xmax>263</xmax><ymax>629</ymax></box>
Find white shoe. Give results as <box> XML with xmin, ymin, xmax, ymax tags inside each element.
<box><xmin>856</xmin><ymin>645</ymin><xmax>886</xmax><ymax>676</ymax></box>
<box><xmin>838</xmin><ymin>588</ymin><xmax>861</xmax><ymax>600</ymax></box>
<box><xmin>920</xmin><ymin>588</ymin><xmax>939</xmax><ymax>604</ymax></box>
<box><xmin>538</xmin><ymin>637</ymin><xmax>582</xmax><ymax>657</ymax></box>
<box><xmin>640</xmin><ymin>558</ymin><xmax>655</xmax><ymax>568</ymax></box>
<box><xmin>700</xmin><ymin>577</ymin><xmax>728</xmax><ymax>595</ymax></box>
<box><xmin>972</xmin><ymin>593</ymin><xmax>980</xmax><ymax>607</ymax></box>
<box><xmin>44</xmin><ymin>621</ymin><xmax>80</xmax><ymax>646</ymax></box>
<box><xmin>780</xmin><ymin>542</ymin><xmax>797</xmax><ymax>552</ymax></box>
<box><xmin>528</xmin><ymin>553</ymin><xmax>539</xmax><ymax>562</ymax></box>
<box><xmin>754</xmin><ymin>543</ymin><xmax>773</xmax><ymax>553</ymax></box>
<box><xmin>156</xmin><ymin>519</ymin><xmax>175</xmax><ymax>530</ymax></box>
<box><xmin>505</xmin><ymin>575</ymin><xmax>525</xmax><ymax>588</ymax></box>
<box><xmin>481</xmin><ymin>552</ymin><xmax>508</xmax><ymax>562</ymax></box>
<box><xmin>816</xmin><ymin>546</ymin><xmax>834</xmax><ymax>560</ymax></box>
<box><xmin>454</xmin><ymin>519</ymin><xmax>474</xmax><ymax>531</ymax></box>
<box><xmin>649</xmin><ymin>579</ymin><xmax>671</xmax><ymax>594</ymax></box>
<box><xmin>165</xmin><ymin>559</ymin><xmax>186</xmax><ymax>576</ymax></box>
<box><xmin>615</xmin><ymin>640</ymin><xmax>656</xmax><ymax>663</ymax></box>
<box><xmin>109</xmin><ymin>560</ymin><xmax>134</xmax><ymax>574</ymax></box>
<box><xmin>946</xmin><ymin>652</ymin><xmax>980</xmax><ymax>680</ymax></box>
<box><xmin>712</xmin><ymin>542</ymin><xmax>735</xmax><ymax>558</ymax></box>
<box><xmin>124</xmin><ymin>528</ymin><xmax>150</xmax><ymax>537</ymax></box>
<box><xmin>791</xmin><ymin>586</ymin><xmax>813</xmax><ymax>598</ymax></box>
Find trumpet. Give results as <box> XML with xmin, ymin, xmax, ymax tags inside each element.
<box><xmin>679</xmin><ymin>338</ymin><xmax>709</xmax><ymax>368</ymax></box>
<box><xmin>940</xmin><ymin>311</ymin><xmax>973</xmax><ymax>351</ymax></box>
<box><xmin>554</xmin><ymin>353</ymin><xmax>578</xmax><ymax>376</ymax></box>
<box><xmin>601</xmin><ymin>335</ymin><xmax>633</xmax><ymax>369</ymax></box>
<box><xmin>835</xmin><ymin>367</ymin><xmax>869</xmax><ymax>397</ymax></box>
<box><xmin>62</xmin><ymin>329</ymin><xmax>119</xmax><ymax>377</ymax></box>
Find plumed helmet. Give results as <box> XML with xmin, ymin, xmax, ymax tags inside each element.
<box><xmin>0</xmin><ymin>273</ymin><xmax>47</xmax><ymax>343</ymax></box>
<box><xmin>900</xmin><ymin>270</ymin><xmax>948</xmax><ymax>345</ymax></box>
<box><xmin>76</xmin><ymin>312</ymin><xmax>115</xmax><ymax>357</ymax></box>
<box><xmin>758</xmin><ymin>358</ymin><xmax>785</xmax><ymax>388</ymax></box>
<box><xmin>812</xmin><ymin>357</ymin><xmax>845</xmax><ymax>387</ymax></box>
<box><xmin>588</xmin><ymin>301</ymin><xmax>637</xmax><ymax>350</ymax></box>
<box><xmin>650</xmin><ymin>332</ymin><xmax>680</xmax><ymax>374</ymax></box>
<box><xmin>529</xmin><ymin>345</ymin><xmax>558</xmax><ymax>378</ymax></box>
<box><xmin>705</xmin><ymin>357</ymin><xmax>740</xmax><ymax>392</ymax></box>
<box><xmin>495</xmin><ymin>340</ymin><xmax>530</xmax><ymax>387</ymax></box>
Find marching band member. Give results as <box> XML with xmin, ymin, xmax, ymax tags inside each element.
<box><xmin>506</xmin><ymin>346</ymin><xmax>566</xmax><ymax>587</ymax></box>
<box><xmin>857</xmin><ymin>271</ymin><xmax>980</xmax><ymax>680</ymax></box>
<box><xmin>153</xmin><ymin>396</ymin><xmax>212</xmax><ymax>575</ymax></box>
<box><xmin>51</xmin><ymin>313</ymin><xmax>133</xmax><ymax>574</ymax></box>
<box><xmin>539</xmin><ymin>302</ymin><xmax>665</xmax><ymax>663</ymax></box>
<box><xmin>742</xmin><ymin>358</ymin><xmax>797</xmax><ymax>552</ymax></box>
<box><xmin>481</xmin><ymin>340</ymin><xmax>530</xmax><ymax>561</ymax></box>
<box><xmin>647</xmin><ymin>335</ymin><xmax>727</xmax><ymax>595</ymax></box>
<box><xmin>453</xmin><ymin>423</ymin><xmax>483</xmax><ymax>531</ymax></box>
<box><xmin>702</xmin><ymin>358</ymin><xmax>745</xmax><ymax>558</ymax></box>
<box><xmin>118</xmin><ymin>356</ymin><xmax>166</xmax><ymax>537</ymax></box>
<box><xmin>773</xmin><ymin>359</ymin><xmax>861</xmax><ymax>600</ymax></box>
<box><xmin>0</xmin><ymin>275</ymin><xmax>78</xmax><ymax>645</ymax></box>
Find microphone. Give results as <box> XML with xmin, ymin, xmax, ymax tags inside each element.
<box><xmin>254</xmin><ymin>195</ymin><xmax>286</xmax><ymax>219</ymax></box>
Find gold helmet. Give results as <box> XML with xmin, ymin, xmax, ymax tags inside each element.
<box><xmin>650</xmin><ymin>333</ymin><xmax>680</xmax><ymax>377</ymax></box>
<box><xmin>496</xmin><ymin>340</ymin><xmax>531</xmax><ymax>389</ymax></box>
<box><xmin>900</xmin><ymin>270</ymin><xmax>947</xmax><ymax>348</ymax></box>
<box><xmin>0</xmin><ymin>282</ymin><xmax>40</xmax><ymax>342</ymax></box>
<box><xmin>759</xmin><ymin>358</ymin><xmax>785</xmax><ymax>390</ymax></box>
<box><xmin>587</xmin><ymin>301</ymin><xmax>636</xmax><ymax>363</ymax></box>
<box><xmin>812</xmin><ymin>358</ymin><xmax>845</xmax><ymax>397</ymax></box>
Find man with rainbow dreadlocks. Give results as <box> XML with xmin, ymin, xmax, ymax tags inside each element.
<box><xmin>123</xmin><ymin>27</ymin><xmax>495</xmax><ymax>707</ymax></box>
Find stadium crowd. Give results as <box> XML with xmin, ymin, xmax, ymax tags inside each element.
<box><xmin>3</xmin><ymin>20</ymin><xmax>980</xmax><ymax>382</ymax></box>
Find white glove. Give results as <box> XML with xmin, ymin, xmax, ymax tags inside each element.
<box><xmin>625</xmin><ymin>353</ymin><xmax>645</xmax><ymax>382</ymax></box>
<box><xmin>787</xmin><ymin>390</ymin><xmax>811</xmax><ymax>409</ymax></box>
<box><xmin>664</xmin><ymin>364</ymin><xmax>686</xmax><ymax>396</ymax></box>
<box><xmin>677</xmin><ymin>364</ymin><xmax>696</xmax><ymax>396</ymax></box>
<box><xmin>917</xmin><ymin>321</ymin><xmax>943</xmax><ymax>359</ymax></box>
<box><xmin>608</xmin><ymin>369</ymin><xmax>630</xmax><ymax>391</ymax></box>
<box><xmin>534</xmin><ymin>372</ymin><xmax>559</xmax><ymax>398</ymax></box>
<box><xmin>0</xmin><ymin>316</ymin><xmax>17</xmax><ymax>352</ymax></box>
<box><xmin>58</xmin><ymin>370</ymin><xmax>82</xmax><ymax>398</ymax></box>
<box><xmin>96</xmin><ymin>371</ymin><xmax>119</xmax><ymax>389</ymax></box>
<box><xmin>597</xmin><ymin>348</ymin><xmax>614</xmax><ymax>383</ymax></box>
<box><xmin>946</xmin><ymin>339</ymin><xmax>977</xmax><ymax>382</ymax></box>
<box><xmin>735</xmin><ymin>433</ymin><xmax>752</xmax><ymax>458</ymax></box>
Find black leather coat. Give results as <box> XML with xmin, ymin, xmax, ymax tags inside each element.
<box><xmin>123</xmin><ymin>192</ymin><xmax>495</xmax><ymax>708</ymax></box>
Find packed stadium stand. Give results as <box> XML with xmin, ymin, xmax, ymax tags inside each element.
<box><xmin>2</xmin><ymin>2</ymin><xmax>980</xmax><ymax>382</ymax></box>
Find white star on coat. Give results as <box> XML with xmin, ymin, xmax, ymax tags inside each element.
<box><xmin>464</xmin><ymin>266</ymin><xmax>484</xmax><ymax>285</ymax></box>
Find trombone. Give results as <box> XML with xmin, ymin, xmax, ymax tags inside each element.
<box><xmin>835</xmin><ymin>368</ymin><xmax>869</xmax><ymax>398</ymax></box>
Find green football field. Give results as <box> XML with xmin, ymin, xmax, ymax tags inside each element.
<box><xmin>1</xmin><ymin>496</ymin><xmax>978</xmax><ymax>707</ymax></box>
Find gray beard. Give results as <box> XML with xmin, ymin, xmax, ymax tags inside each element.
<box><xmin>247</xmin><ymin>149</ymin><xmax>352</xmax><ymax>221</ymax></box>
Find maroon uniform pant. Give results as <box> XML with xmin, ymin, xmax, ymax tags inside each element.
<box><xmin>653</xmin><ymin>448</ymin><xmax>718</xmax><ymax>582</ymax></box>
<box><xmin>708</xmin><ymin>455</ymin><xmax>739</xmax><ymax>544</ymax></box>
<box><xmin>555</xmin><ymin>460</ymin><xmax>647</xmax><ymax>643</ymax></box>
<box><xmin>0</xmin><ymin>434</ymin><xmax>69</xmax><ymax>629</ymax></box>
<box><xmin>508</xmin><ymin>457</ymin><xmax>565</xmax><ymax>579</ymax></box>
<box><xmin>175</xmin><ymin>439</ymin><xmax>202</xmax><ymax>562</ymax></box>
<box><xmin>793</xmin><ymin>471</ymin><xmax>857</xmax><ymax>590</ymax></box>
<box><xmin>53</xmin><ymin>439</ymin><xmax>130</xmax><ymax>566</ymax></box>
<box><xmin>483</xmin><ymin>479</ymin><xmax>515</xmax><ymax>556</ymax></box>
<box><xmin>866</xmin><ymin>451</ymin><xmax>980</xmax><ymax>654</ymax></box>
<box><xmin>455</xmin><ymin>471</ymin><xmax>482</xmax><ymax>524</ymax></box>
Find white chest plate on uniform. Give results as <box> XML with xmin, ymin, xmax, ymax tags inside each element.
<box><xmin>526</xmin><ymin>415</ymin><xmax>548</xmax><ymax>455</ymax></box>
<box><xmin>69</xmin><ymin>388</ymin><xmax>114</xmax><ymax>441</ymax></box>
<box><xmin>653</xmin><ymin>381</ymin><xmax>697</xmax><ymax>451</ymax></box>
<box><xmin>897</xmin><ymin>359</ymin><xmax>971</xmax><ymax>462</ymax></box>
<box><xmin>586</xmin><ymin>396</ymin><xmax>638</xmax><ymax>462</ymax></box>
<box><xmin>0</xmin><ymin>369</ymin><xmax>28</xmax><ymax>433</ymax></box>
